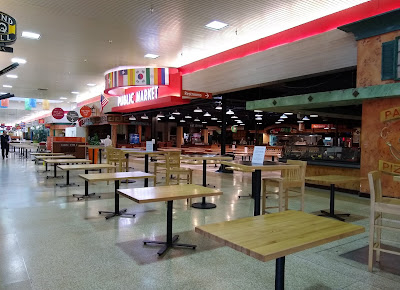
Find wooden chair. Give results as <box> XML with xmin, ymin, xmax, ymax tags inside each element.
<box><xmin>367</xmin><ymin>171</ymin><xmax>400</xmax><ymax>272</ymax></box>
<box><xmin>261</xmin><ymin>160</ymin><xmax>307</xmax><ymax>213</ymax></box>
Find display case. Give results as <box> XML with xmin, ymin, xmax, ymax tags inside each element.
<box><xmin>283</xmin><ymin>145</ymin><xmax>360</xmax><ymax>163</ymax></box>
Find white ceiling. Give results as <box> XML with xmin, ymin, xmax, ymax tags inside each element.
<box><xmin>0</xmin><ymin>0</ymin><xmax>369</xmax><ymax>125</ymax></box>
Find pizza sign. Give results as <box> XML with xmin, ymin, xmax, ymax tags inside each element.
<box><xmin>0</xmin><ymin>11</ymin><xmax>16</xmax><ymax>45</ymax></box>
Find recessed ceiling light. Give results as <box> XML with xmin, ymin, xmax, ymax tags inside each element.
<box><xmin>3</xmin><ymin>85</ymin><xmax>12</xmax><ymax>88</ymax></box>
<box><xmin>11</xmin><ymin>58</ymin><xmax>26</xmax><ymax>64</ymax></box>
<box><xmin>310</xmin><ymin>114</ymin><xmax>319</xmax><ymax>117</ymax></box>
<box><xmin>194</xmin><ymin>107</ymin><xmax>202</xmax><ymax>113</ymax></box>
<box><xmin>71</xmin><ymin>91</ymin><xmax>79</xmax><ymax>94</ymax></box>
<box><xmin>172</xmin><ymin>110</ymin><xmax>180</xmax><ymax>115</ymax></box>
<box><xmin>211</xmin><ymin>117</ymin><xmax>218</xmax><ymax>120</ymax></box>
<box><xmin>226</xmin><ymin>109</ymin><xmax>234</xmax><ymax>115</ymax></box>
<box><xmin>21</xmin><ymin>31</ymin><xmax>41</xmax><ymax>40</ymax></box>
<box><xmin>284</xmin><ymin>112</ymin><xmax>293</xmax><ymax>115</ymax></box>
<box><xmin>144</xmin><ymin>53</ymin><xmax>159</xmax><ymax>59</ymax></box>
<box><xmin>6</xmin><ymin>74</ymin><xmax>17</xmax><ymax>78</ymax></box>
<box><xmin>203</xmin><ymin>112</ymin><xmax>211</xmax><ymax>117</ymax></box>
<box><xmin>205</xmin><ymin>20</ymin><xmax>228</xmax><ymax>30</ymax></box>
<box><xmin>87</xmin><ymin>83</ymin><xmax>96</xmax><ymax>87</ymax></box>
<box><xmin>185</xmin><ymin>115</ymin><xmax>192</xmax><ymax>119</ymax></box>
<box><xmin>60</xmin><ymin>97</ymin><xmax>68</xmax><ymax>100</ymax></box>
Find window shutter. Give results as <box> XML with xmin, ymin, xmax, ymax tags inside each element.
<box><xmin>381</xmin><ymin>40</ymin><xmax>396</xmax><ymax>80</ymax></box>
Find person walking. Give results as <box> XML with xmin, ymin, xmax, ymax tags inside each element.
<box><xmin>1</xmin><ymin>131</ymin><xmax>11</xmax><ymax>159</ymax></box>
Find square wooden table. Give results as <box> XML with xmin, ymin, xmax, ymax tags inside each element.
<box><xmin>221</xmin><ymin>161</ymin><xmax>299</xmax><ymax>216</ymax></box>
<box><xmin>79</xmin><ymin>171</ymin><xmax>155</xmax><ymax>217</ymax></box>
<box><xmin>305</xmin><ymin>175</ymin><xmax>364</xmax><ymax>221</ymax></box>
<box><xmin>43</xmin><ymin>159</ymin><xmax>90</xmax><ymax>179</ymax></box>
<box><xmin>118</xmin><ymin>184</ymin><xmax>223</xmax><ymax>256</ymax></box>
<box><xmin>195</xmin><ymin>210</ymin><xmax>364</xmax><ymax>290</ymax></box>
<box><xmin>56</xmin><ymin>164</ymin><xmax>116</xmax><ymax>187</ymax></box>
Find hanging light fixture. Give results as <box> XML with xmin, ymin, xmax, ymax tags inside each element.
<box><xmin>211</xmin><ymin>117</ymin><xmax>218</xmax><ymax>120</ymax></box>
<box><xmin>129</xmin><ymin>116</ymin><xmax>136</xmax><ymax>121</ymax></box>
<box><xmin>194</xmin><ymin>107</ymin><xmax>202</xmax><ymax>113</ymax></box>
<box><xmin>215</xmin><ymin>103</ymin><xmax>222</xmax><ymax>110</ymax></box>
<box><xmin>217</xmin><ymin>120</ymin><xmax>222</xmax><ymax>123</ymax></box>
<box><xmin>172</xmin><ymin>110</ymin><xmax>180</xmax><ymax>115</ymax></box>
<box><xmin>203</xmin><ymin>112</ymin><xmax>211</xmax><ymax>117</ymax></box>
<box><xmin>255</xmin><ymin>117</ymin><xmax>262</xmax><ymax>121</ymax></box>
<box><xmin>255</xmin><ymin>114</ymin><xmax>263</xmax><ymax>117</ymax></box>
<box><xmin>297</xmin><ymin>120</ymin><xmax>304</xmax><ymax>123</ymax></box>
<box><xmin>180</xmin><ymin>119</ymin><xmax>185</xmax><ymax>123</ymax></box>
<box><xmin>278</xmin><ymin>118</ymin><xmax>284</xmax><ymax>122</ymax></box>
<box><xmin>302</xmin><ymin>116</ymin><xmax>310</xmax><ymax>121</ymax></box>
<box><xmin>254</xmin><ymin>110</ymin><xmax>262</xmax><ymax>113</ymax></box>
<box><xmin>141</xmin><ymin>114</ymin><xmax>148</xmax><ymax>119</ymax></box>
<box><xmin>169</xmin><ymin>115</ymin><xmax>175</xmax><ymax>120</ymax></box>
<box><xmin>157</xmin><ymin>118</ymin><xmax>161</xmax><ymax>121</ymax></box>
<box><xmin>185</xmin><ymin>115</ymin><xmax>192</xmax><ymax>119</ymax></box>
<box><xmin>231</xmin><ymin>115</ymin><xmax>238</xmax><ymax>119</ymax></box>
<box><xmin>275</xmin><ymin>121</ymin><xmax>281</xmax><ymax>124</ymax></box>
<box><xmin>280</xmin><ymin>114</ymin><xmax>288</xmax><ymax>119</ymax></box>
<box><xmin>156</xmin><ymin>112</ymin><xmax>165</xmax><ymax>118</ymax></box>
<box><xmin>194</xmin><ymin>118</ymin><xmax>200</xmax><ymax>122</ymax></box>
<box><xmin>310</xmin><ymin>114</ymin><xmax>318</xmax><ymax>118</ymax></box>
<box><xmin>226</xmin><ymin>109</ymin><xmax>234</xmax><ymax>115</ymax></box>
<box><xmin>202</xmin><ymin>121</ymin><xmax>207</xmax><ymax>124</ymax></box>
<box><xmin>284</xmin><ymin>112</ymin><xmax>293</xmax><ymax>115</ymax></box>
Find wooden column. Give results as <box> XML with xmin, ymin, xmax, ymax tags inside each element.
<box><xmin>111</xmin><ymin>124</ymin><xmax>117</xmax><ymax>147</ymax></box>
<box><xmin>202</xmin><ymin>128</ymin><xmax>208</xmax><ymax>144</ymax></box>
<box><xmin>176</xmin><ymin>126</ymin><xmax>183</xmax><ymax>148</ymax></box>
<box><xmin>138</xmin><ymin>125</ymin><xmax>142</xmax><ymax>142</ymax></box>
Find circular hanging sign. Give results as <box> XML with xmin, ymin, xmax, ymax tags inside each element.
<box><xmin>231</xmin><ymin>126</ymin><xmax>237</xmax><ymax>133</ymax></box>
<box><xmin>80</xmin><ymin>105</ymin><xmax>92</xmax><ymax>118</ymax></box>
<box><xmin>52</xmin><ymin>107</ymin><xmax>64</xmax><ymax>119</ymax></box>
<box><xmin>66</xmin><ymin>111</ymin><xmax>79</xmax><ymax>122</ymax></box>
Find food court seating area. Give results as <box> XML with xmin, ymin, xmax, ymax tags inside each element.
<box><xmin>0</xmin><ymin>147</ymin><xmax>399</xmax><ymax>290</ymax></box>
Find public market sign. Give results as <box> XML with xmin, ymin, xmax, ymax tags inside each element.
<box><xmin>0</xmin><ymin>11</ymin><xmax>17</xmax><ymax>53</ymax></box>
<box><xmin>117</xmin><ymin>86</ymin><xmax>159</xmax><ymax>106</ymax></box>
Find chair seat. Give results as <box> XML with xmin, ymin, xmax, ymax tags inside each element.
<box><xmin>170</xmin><ymin>167</ymin><xmax>192</xmax><ymax>173</ymax></box>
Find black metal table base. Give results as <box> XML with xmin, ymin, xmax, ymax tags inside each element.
<box><xmin>46</xmin><ymin>175</ymin><xmax>63</xmax><ymax>179</ymax></box>
<box><xmin>99</xmin><ymin>209</ymin><xmax>136</xmax><ymax>220</ymax></box>
<box><xmin>144</xmin><ymin>235</ymin><xmax>196</xmax><ymax>256</ymax></box>
<box><xmin>318</xmin><ymin>184</ymin><xmax>350</xmax><ymax>222</ymax></box>
<box><xmin>73</xmin><ymin>192</ymin><xmax>100</xmax><ymax>200</ymax></box>
<box><xmin>192</xmin><ymin>160</ymin><xmax>217</xmax><ymax>209</ymax></box>
<box><xmin>275</xmin><ymin>256</ymin><xmax>285</xmax><ymax>290</ymax></box>
<box><xmin>121</xmin><ymin>180</ymin><xmax>136</xmax><ymax>184</ymax></box>
<box><xmin>57</xmin><ymin>183</ymin><xmax>79</xmax><ymax>188</ymax></box>
<box><xmin>319</xmin><ymin>210</ymin><xmax>350</xmax><ymax>222</ymax></box>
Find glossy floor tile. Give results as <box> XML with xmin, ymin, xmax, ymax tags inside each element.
<box><xmin>0</xmin><ymin>153</ymin><xmax>399</xmax><ymax>290</ymax></box>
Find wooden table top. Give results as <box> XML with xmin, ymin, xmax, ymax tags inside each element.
<box><xmin>31</xmin><ymin>152</ymin><xmax>64</xmax><ymax>156</ymax></box>
<box><xmin>58</xmin><ymin>164</ymin><xmax>116</xmax><ymax>170</ymax></box>
<box><xmin>36</xmin><ymin>155</ymin><xmax>75</xmax><ymax>160</ymax></box>
<box><xmin>118</xmin><ymin>184</ymin><xmax>222</xmax><ymax>203</ymax></box>
<box><xmin>44</xmin><ymin>159</ymin><xmax>91</xmax><ymax>164</ymax></box>
<box><xmin>195</xmin><ymin>210</ymin><xmax>364</xmax><ymax>262</ymax></box>
<box><xmin>305</xmin><ymin>175</ymin><xmax>364</xmax><ymax>184</ymax></box>
<box><xmin>221</xmin><ymin>160</ymin><xmax>299</xmax><ymax>172</ymax></box>
<box><xmin>78</xmin><ymin>145</ymin><xmax>106</xmax><ymax>149</ymax></box>
<box><xmin>181</xmin><ymin>155</ymin><xmax>233</xmax><ymax>161</ymax></box>
<box><xmin>79</xmin><ymin>171</ymin><xmax>155</xmax><ymax>181</ymax></box>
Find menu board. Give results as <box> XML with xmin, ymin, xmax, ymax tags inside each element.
<box><xmin>252</xmin><ymin>146</ymin><xmax>266</xmax><ymax>164</ymax></box>
<box><xmin>146</xmin><ymin>141</ymin><xmax>153</xmax><ymax>152</ymax></box>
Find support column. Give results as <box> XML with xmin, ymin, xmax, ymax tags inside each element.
<box><xmin>221</xmin><ymin>96</ymin><xmax>227</xmax><ymax>155</ymax></box>
<box><xmin>111</xmin><ymin>124</ymin><xmax>118</xmax><ymax>147</ymax></box>
<box><xmin>138</xmin><ymin>125</ymin><xmax>142</xmax><ymax>142</ymax></box>
<box><xmin>151</xmin><ymin>115</ymin><xmax>158</xmax><ymax>150</ymax></box>
<box><xmin>176</xmin><ymin>126</ymin><xmax>183</xmax><ymax>148</ymax></box>
<box><xmin>202</xmin><ymin>129</ymin><xmax>208</xmax><ymax>145</ymax></box>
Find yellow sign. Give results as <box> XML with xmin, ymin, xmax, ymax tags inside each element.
<box><xmin>380</xmin><ymin>106</ymin><xmax>400</xmax><ymax>122</ymax></box>
<box><xmin>0</xmin><ymin>11</ymin><xmax>17</xmax><ymax>44</ymax></box>
<box><xmin>378</xmin><ymin>160</ymin><xmax>400</xmax><ymax>175</ymax></box>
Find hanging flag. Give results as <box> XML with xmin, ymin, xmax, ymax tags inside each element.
<box><xmin>25</xmin><ymin>98</ymin><xmax>32</xmax><ymax>110</ymax></box>
<box><xmin>29</xmin><ymin>98</ymin><xmax>37</xmax><ymax>108</ymax></box>
<box><xmin>135</xmin><ymin>68</ymin><xmax>147</xmax><ymax>85</ymax></box>
<box><xmin>42</xmin><ymin>99</ymin><xmax>50</xmax><ymax>110</ymax></box>
<box><xmin>100</xmin><ymin>94</ymin><xmax>109</xmax><ymax>112</ymax></box>
<box><xmin>1</xmin><ymin>99</ymin><xmax>9</xmax><ymax>107</ymax></box>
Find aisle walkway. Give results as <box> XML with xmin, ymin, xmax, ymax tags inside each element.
<box><xmin>0</xmin><ymin>155</ymin><xmax>399</xmax><ymax>290</ymax></box>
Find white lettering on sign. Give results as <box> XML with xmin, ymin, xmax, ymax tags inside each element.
<box><xmin>118</xmin><ymin>86</ymin><xmax>159</xmax><ymax>106</ymax></box>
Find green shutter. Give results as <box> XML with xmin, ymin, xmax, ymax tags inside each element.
<box><xmin>381</xmin><ymin>40</ymin><xmax>396</xmax><ymax>80</ymax></box>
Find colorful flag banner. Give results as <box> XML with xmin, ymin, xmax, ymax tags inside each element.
<box><xmin>105</xmin><ymin>67</ymin><xmax>169</xmax><ymax>89</ymax></box>
<box><xmin>25</xmin><ymin>98</ymin><xmax>32</xmax><ymax>110</ymax></box>
<box><xmin>100</xmin><ymin>94</ymin><xmax>109</xmax><ymax>112</ymax></box>
<box><xmin>29</xmin><ymin>98</ymin><xmax>37</xmax><ymax>108</ymax></box>
<box><xmin>42</xmin><ymin>99</ymin><xmax>50</xmax><ymax>110</ymax></box>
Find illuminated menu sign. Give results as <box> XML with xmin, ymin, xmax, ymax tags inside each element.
<box><xmin>117</xmin><ymin>86</ymin><xmax>159</xmax><ymax>106</ymax></box>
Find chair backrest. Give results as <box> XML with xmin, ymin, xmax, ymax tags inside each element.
<box><xmin>167</xmin><ymin>151</ymin><xmax>181</xmax><ymax>168</ymax></box>
<box><xmin>284</xmin><ymin>160</ymin><xmax>307</xmax><ymax>181</ymax></box>
<box><xmin>368</xmin><ymin>171</ymin><xmax>382</xmax><ymax>204</ymax></box>
<box><xmin>106</xmin><ymin>147</ymin><xmax>125</xmax><ymax>164</ymax></box>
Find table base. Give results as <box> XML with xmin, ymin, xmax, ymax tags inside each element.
<box><xmin>143</xmin><ymin>235</ymin><xmax>196</xmax><ymax>256</ymax></box>
<box><xmin>57</xmin><ymin>183</ymin><xmax>79</xmax><ymax>188</ymax></box>
<box><xmin>191</xmin><ymin>202</ymin><xmax>216</xmax><ymax>209</ymax></box>
<box><xmin>121</xmin><ymin>180</ymin><xmax>136</xmax><ymax>184</ymax></box>
<box><xmin>99</xmin><ymin>209</ymin><xmax>136</xmax><ymax>220</ymax></box>
<box><xmin>46</xmin><ymin>175</ymin><xmax>63</xmax><ymax>179</ymax></box>
<box><xmin>73</xmin><ymin>193</ymin><xmax>100</xmax><ymax>200</ymax></box>
<box><xmin>319</xmin><ymin>210</ymin><xmax>350</xmax><ymax>222</ymax></box>
<box><xmin>275</xmin><ymin>256</ymin><xmax>285</xmax><ymax>290</ymax></box>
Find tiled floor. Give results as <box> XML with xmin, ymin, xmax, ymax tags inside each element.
<box><xmin>0</xmin><ymin>152</ymin><xmax>399</xmax><ymax>290</ymax></box>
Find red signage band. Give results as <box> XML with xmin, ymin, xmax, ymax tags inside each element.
<box><xmin>112</xmin><ymin>96</ymin><xmax>190</xmax><ymax>113</ymax></box>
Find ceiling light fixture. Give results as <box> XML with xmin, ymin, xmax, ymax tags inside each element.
<box><xmin>226</xmin><ymin>109</ymin><xmax>234</xmax><ymax>115</ymax></box>
<box><xmin>194</xmin><ymin>107</ymin><xmax>202</xmax><ymax>113</ymax></box>
<box><xmin>11</xmin><ymin>58</ymin><xmax>26</xmax><ymax>64</ymax></box>
<box><xmin>194</xmin><ymin>118</ymin><xmax>200</xmax><ymax>122</ymax></box>
<box><xmin>310</xmin><ymin>114</ymin><xmax>319</xmax><ymax>118</ymax></box>
<box><xmin>278</xmin><ymin>118</ymin><xmax>284</xmax><ymax>122</ymax></box>
<box><xmin>157</xmin><ymin>118</ymin><xmax>161</xmax><ymax>121</ymax></box>
<box><xmin>3</xmin><ymin>85</ymin><xmax>12</xmax><ymax>88</ymax></box>
<box><xmin>297</xmin><ymin>120</ymin><xmax>304</xmax><ymax>123</ymax></box>
<box><xmin>144</xmin><ymin>53</ymin><xmax>159</xmax><ymax>59</ymax></box>
<box><xmin>185</xmin><ymin>115</ymin><xmax>192</xmax><ymax>119</ymax></box>
<box><xmin>255</xmin><ymin>117</ymin><xmax>262</xmax><ymax>121</ymax></box>
<box><xmin>211</xmin><ymin>117</ymin><xmax>218</xmax><ymax>120</ymax></box>
<box><xmin>280</xmin><ymin>114</ymin><xmax>288</xmax><ymax>119</ymax></box>
<box><xmin>255</xmin><ymin>114</ymin><xmax>262</xmax><ymax>117</ymax></box>
<box><xmin>284</xmin><ymin>112</ymin><xmax>293</xmax><ymax>115</ymax></box>
<box><xmin>141</xmin><ymin>114</ymin><xmax>149</xmax><ymax>120</ymax></box>
<box><xmin>169</xmin><ymin>115</ymin><xmax>175</xmax><ymax>120</ymax></box>
<box><xmin>21</xmin><ymin>31</ymin><xmax>41</xmax><ymax>40</ymax></box>
<box><xmin>129</xmin><ymin>116</ymin><xmax>136</xmax><ymax>121</ymax></box>
<box><xmin>71</xmin><ymin>91</ymin><xmax>79</xmax><ymax>94</ymax></box>
<box><xmin>215</xmin><ymin>104</ymin><xmax>222</xmax><ymax>110</ymax></box>
<box><xmin>202</xmin><ymin>121</ymin><xmax>207</xmax><ymax>124</ymax></box>
<box><xmin>6</xmin><ymin>74</ymin><xmax>17</xmax><ymax>78</ymax></box>
<box><xmin>217</xmin><ymin>120</ymin><xmax>222</xmax><ymax>123</ymax></box>
<box><xmin>60</xmin><ymin>97</ymin><xmax>68</xmax><ymax>100</ymax></box>
<box><xmin>254</xmin><ymin>110</ymin><xmax>263</xmax><ymax>113</ymax></box>
<box><xmin>87</xmin><ymin>83</ymin><xmax>96</xmax><ymax>87</ymax></box>
<box><xmin>203</xmin><ymin>112</ymin><xmax>211</xmax><ymax>117</ymax></box>
<box><xmin>231</xmin><ymin>115</ymin><xmax>238</xmax><ymax>119</ymax></box>
<box><xmin>205</xmin><ymin>20</ymin><xmax>228</xmax><ymax>30</ymax></box>
<box><xmin>302</xmin><ymin>116</ymin><xmax>310</xmax><ymax>121</ymax></box>
<box><xmin>275</xmin><ymin>122</ymin><xmax>281</xmax><ymax>124</ymax></box>
<box><xmin>156</xmin><ymin>112</ymin><xmax>165</xmax><ymax>118</ymax></box>
<box><xmin>180</xmin><ymin>119</ymin><xmax>185</xmax><ymax>123</ymax></box>
<box><xmin>172</xmin><ymin>110</ymin><xmax>180</xmax><ymax>115</ymax></box>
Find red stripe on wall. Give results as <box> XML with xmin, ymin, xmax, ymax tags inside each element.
<box><xmin>178</xmin><ymin>0</ymin><xmax>400</xmax><ymax>75</ymax></box>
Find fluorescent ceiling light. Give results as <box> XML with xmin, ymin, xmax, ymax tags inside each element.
<box><xmin>310</xmin><ymin>114</ymin><xmax>319</xmax><ymax>118</ymax></box>
<box><xmin>226</xmin><ymin>109</ymin><xmax>234</xmax><ymax>115</ymax></box>
<box><xmin>141</xmin><ymin>114</ymin><xmax>149</xmax><ymax>119</ymax></box>
<box><xmin>211</xmin><ymin>117</ymin><xmax>218</xmax><ymax>120</ymax></box>
<box><xmin>185</xmin><ymin>115</ymin><xmax>192</xmax><ymax>119</ymax></box>
<box><xmin>203</xmin><ymin>112</ymin><xmax>211</xmax><ymax>117</ymax></box>
<box><xmin>194</xmin><ymin>118</ymin><xmax>200</xmax><ymax>122</ymax></box>
<box><xmin>11</xmin><ymin>58</ymin><xmax>26</xmax><ymax>64</ymax></box>
<box><xmin>284</xmin><ymin>112</ymin><xmax>293</xmax><ymax>115</ymax></box>
<box><xmin>157</xmin><ymin>112</ymin><xmax>165</xmax><ymax>118</ymax></box>
<box><xmin>87</xmin><ymin>83</ymin><xmax>96</xmax><ymax>87</ymax></box>
<box><xmin>21</xmin><ymin>31</ymin><xmax>41</xmax><ymax>40</ymax></box>
<box><xmin>169</xmin><ymin>115</ymin><xmax>175</xmax><ymax>120</ymax></box>
<box><xmin>231</xmin><ymin>115</ymin><xmax>238</xmax><ymax>119</ymax></box>
<box><xmin>71</xmin><ymin>91</ymin><xmax>79</xmax><ymax>94</ymax></box>
<box><xmin>144</xmin><ymin>53</ymin><xmax>159</xmax><ymax>59</ymax></box>
<box><xmin>60</xmin><ymin>97</ymin><xmax>68</xmax><ymax>100</ymax></box>
<box><xmin>280</xmin><ymin>114</ymin><xmax>288</xmax><ymax>119</ymax></box>
<box><xmin>302</xmin><ymin>116</ymin><xmax>310</xmax><ymax>121</ymax></box>
<box><xmin>205</xmin><ymin>20</ymin><xmax>228</xmax><ymax>30</ymax></box>
<box><xmin>172</xmin><ymin>110</ymin><xmax>180</xmax><ymax>115</ymax></box>
<box><xmin>194</xmin><ymin>107</ymin><xmax>202</xmax><ymax>113</ymax></box>
<box><xmin>129</xmin><ymin>116</ymin><xmax>136</xmax><ymax>121</ymax></box>
<box><xmin>3</xmin><ymin>85</ymin><xmax>12</xmax><ymax>88</ymax></box>
<box><xmin>6</xmin><ymin>74</ymin><xmax>17</xmax><ymax>78</ymax></box>
<box><xmin>278</xmin><ymin>118</ymin><xmax>284</xmax><ymax>122</ymax></box>
<box><xmin>275</xmin><ymin>122</ymin><xmax>281</xmax><ymax>124</ymax></box>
